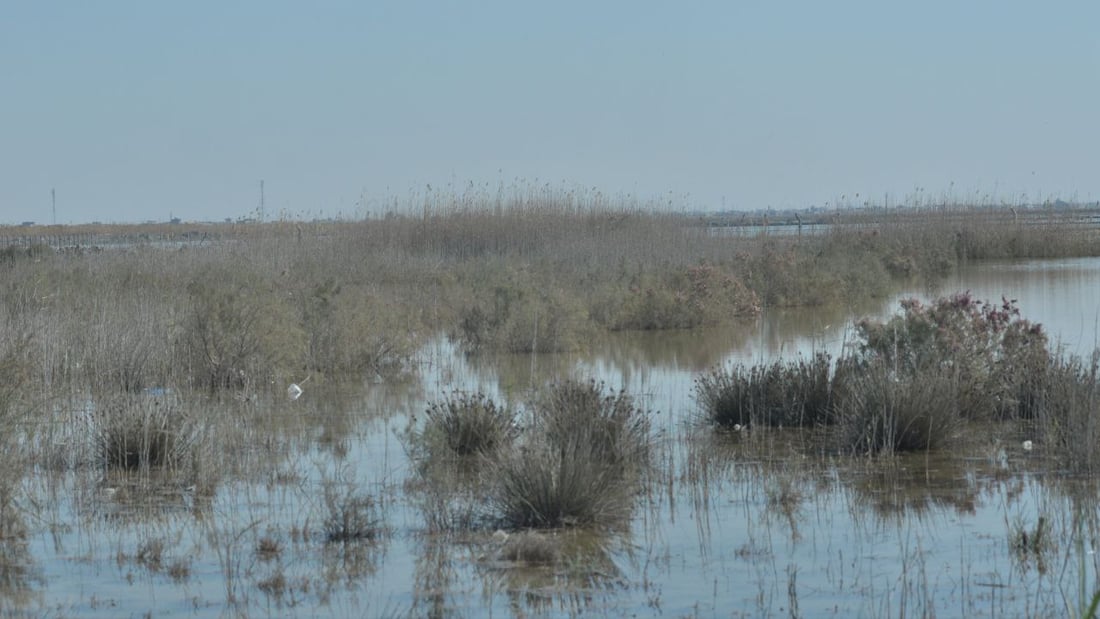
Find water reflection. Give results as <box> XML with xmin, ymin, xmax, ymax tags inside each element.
<box><xmin>477</xmin><ymin>529</ymin><xmax>629</xmax><ymax>618</ymax></box>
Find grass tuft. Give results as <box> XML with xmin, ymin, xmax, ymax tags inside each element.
<box><xmin>489</xmin><ymin>379</ymin><xmax>651</xmax><ymax>529</ymax></box>
<box><xmin>422</xmin><ymin>391</ymin><xmax>516</xmax><ymax>458</ymax></box>
<box><xmin>834</xmin><ymin>361</ymin><xmax>962</xmax><ymax>455</ymax></box>
<box><xmin>97</xmin><ymin>394</ymin><xmax>196</xmax><ymax>470</ymax></box>
<box><xmin>322</xmin><ymin>481</ymin><xmax>381</xmax><ymax>544</ymax></box>
<box><xmin>695</xmin><ymin>353</ymin><xmax>834</xmax><ymax>429</ymax></box>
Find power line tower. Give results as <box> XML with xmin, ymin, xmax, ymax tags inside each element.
<box><xmin>52</xmin><ymin>188</ymin><xmax>56</xmax><ymax>225</ymax></box>
<box><xmin>259</xmin><ymin>180</ymin><xmax>265</xmax><ymax>221</ymax></box>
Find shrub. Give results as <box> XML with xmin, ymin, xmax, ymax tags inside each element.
<box><xmin>455</xmin><ymin>273</ymin><xmax>591</xmax><ymax>354</ymax></box>
<box><xmin>451</xmin><ymin>259</ymin><xmax>598</xmax><ymax>354</ymax></box>
<box><xmin>606</xmin><ymin>264</ymin><xmax>760</xmax><ymax>331</ymax></box>
<box><xmin>695</xmin><ymin>353</ymin><xmax>834</xmax><ymax>429</ymax></box>
<box><xmin>852</xmin><ymin>293</ymin><xmax>1048</xmax><ymax>420</ymax></box>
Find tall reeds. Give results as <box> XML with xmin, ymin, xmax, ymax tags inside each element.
<box><xmin>0</xmin><ymin>195</ymin><xmax>1097</xmax><ymax>396</ymax></box>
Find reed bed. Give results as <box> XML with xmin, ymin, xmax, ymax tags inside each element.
<box><xmin>2</xmin><ymin>196</ymin><xmax>1098</xmax><ymax>399</ymax></box>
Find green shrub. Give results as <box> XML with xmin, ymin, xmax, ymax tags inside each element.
<box><xmin>604</xmin><ymin>263</ymin><xmax>760</xmax><ymax>330</ymax></box>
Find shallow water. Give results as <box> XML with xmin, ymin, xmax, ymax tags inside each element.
<box><xmin>6</xmin><ymin>257</ymin><xmax>1100</xmax><ymax>618</ymax></box>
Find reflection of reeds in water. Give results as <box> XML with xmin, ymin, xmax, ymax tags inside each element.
<box><xmin>476</xmin><ymin>528</ymin><xmax>626</xmax><ymax>617</ymax></box>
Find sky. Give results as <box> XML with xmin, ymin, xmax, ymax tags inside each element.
<box><xmin>2</xmin><ymin>1</ymin><xmax>1098</xmax><ymax>224</ymax></box>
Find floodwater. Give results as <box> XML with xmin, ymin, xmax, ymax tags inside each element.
<box><xmin>6</xmin><ymin>257</ymin><xmax>1100</xmax><ymax>618</ymax></box>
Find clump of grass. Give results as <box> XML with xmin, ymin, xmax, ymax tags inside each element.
<box><xmin>135</xmin><ymin>538</ymin><xmax>165</xmax><ymax>572</ymax></box>
<box><xmin>835</xmin><ymin>361</ymin><xmax>962</xmax><ymax>455</ymax></box>
<box><xmin>256</xmin><ymin>535</ymin><xmax>282</xmax><ymax>562</ymax></box>
<box><xmin>491</xmin><ymin>438</ymin><xmax>635</xmax><ymax>529</ymax></box>
<box><xmin>695</xmin><ymin>352</ymin><xmax>834</xmax><ymax>429</ymax></box>
<box><xmin>97</xmin><ymin>394</ymin><xmax>196</xmax><ymax>470</ymax></box>
<box><xmin>322</xmin><ymin>481</ymin><xmax>381</xmax><ymax>544</ymax></box>
<box><xmin>257</xmin><ymin>570</ymin><xmax>287</xmax><ymax>598</ymax></box>
<box><xmin>402</xmin><ymin>392</ymin><xmax>518</xmax><ymax>533</ymax></box>
<box><xmin>1030</xmin><ymin>353</ymin><xmax>1100</xmax><ymax>474</ymax></box>
<box><xmin>489</xmin><ymin>379</ymin><xmax>651</xmax><ymax>529</ymax></box>
<box><xmin>421</xmin><ymin>391</ymin><xmax>516</xmax><ymax>458</ymax></box>
<box><xmin>534</xmin><ymin>379</ymin><xmax>653</xmax><ymax>473</ymax></box>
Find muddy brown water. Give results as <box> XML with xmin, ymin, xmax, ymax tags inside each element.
<box><xmin>6</xmin><ymin>257</ymin><xmax>1100</xmax><ymax>617</ymax></box>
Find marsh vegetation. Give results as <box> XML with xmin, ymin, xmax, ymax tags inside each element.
<box><xmin>2</xmin><ymin>198</ymin><xmax>1100</xmax><ymax>616</ymax></box>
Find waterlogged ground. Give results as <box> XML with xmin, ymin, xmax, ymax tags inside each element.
<box><xmin>6</xmin><ymin>257</ymin><xmax>1100</xmax><ymax>618</ymax></box>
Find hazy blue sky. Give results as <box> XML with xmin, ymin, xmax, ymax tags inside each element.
<box><xmin>3</xmin><ymin>1</ymin><xmax>1097</xmax><ymax>224</ymax></box>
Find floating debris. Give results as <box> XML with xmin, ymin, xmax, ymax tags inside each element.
<box><xmin>287</xmin><ymin>383</ymin><xmax>303</xmax><ymax>400</ymax></box>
